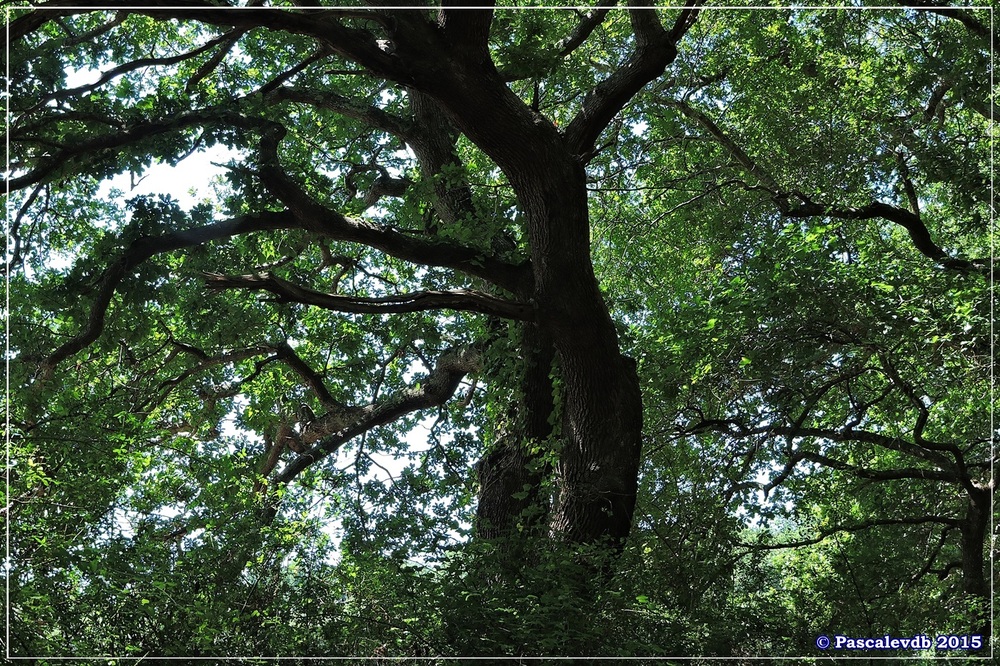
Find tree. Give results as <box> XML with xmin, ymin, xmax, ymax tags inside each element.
<box><xmin>4</xmin><ymin>1</ymin><xmax>994</xmax><ymax>659</ymax></box>
<box><xmin>604</xmin><ymin>3</ymin><xmax>995</xmax><ymax>651</ymax></box>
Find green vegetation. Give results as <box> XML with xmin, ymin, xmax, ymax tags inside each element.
<box><xmin>4</xmin><ymin>1</ymin><xmax>994</xmax><ymax>661</ymax></box>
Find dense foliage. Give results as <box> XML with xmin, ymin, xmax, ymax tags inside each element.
<box><xmin>4</xmin><ymin>1</ymin><xmax>995</xmax><ymax>661</ymax></box>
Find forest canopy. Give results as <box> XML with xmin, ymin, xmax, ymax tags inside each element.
<box><xmin>3</xmin><ymin>0</ymin><xmax>996</xmax><ymax>660</ymax></box>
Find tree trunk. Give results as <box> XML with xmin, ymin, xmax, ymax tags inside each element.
<box><xmin>504</xmin><ymin>132</ymin><xmax>643</xmax><ymax>549</ymax></box>
<box><xmin>960</xmin><ymin>486</ymin><xmax>990</xmax><ymax>639</ymax></box>
<box><xmin>429</xmin><ymin>66</ymin><xmax>644</xmax><ymax>549</ymax></box>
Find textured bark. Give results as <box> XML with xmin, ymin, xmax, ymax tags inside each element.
<box><xmin>407</xmin><ymin>90</ymin><xmax>478</xmax><ymax>229</ymax></box>
<box><xmin>419</xmin><ymin>60</ymin><xmax>645</xmax><ymax>547</ymax></box>
<box><xmin>960</xmin><ymin>486</ymin><xmax>990</xmax><ymax>638</ymax></box>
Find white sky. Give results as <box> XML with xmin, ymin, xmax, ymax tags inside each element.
<box><xmin>98</xmin><ymin>144</ymin><xmax>239</xmax><ymax>210</ymax></box>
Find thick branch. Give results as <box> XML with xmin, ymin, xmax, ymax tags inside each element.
<box><xmin>203</xmin><ymin>271</ymin><xmax>534</xmax><ymax>321</ymax></box>
<box><xmin>688</xmin><ymin>416</ymin><xmax>955</xmax><ymax>474</ymax></box>
<box><xmin>144</xmin><ymin>345</ymin><xmax>271</xmax><ymax>412</ymax></box>
<box><xmin>555</xmin><ymin>2</ymin><xmax>619</xmax><ymax>60</ymax></box>
<box><xmin>783</xmin><ymin>200</ymin><xmax>987</xmax><ymax>276</ymax></box>
<box><xmin>260</xmin><ymin>346</ymin><xmax>480</xmax><ymax>522</ymax></box>
<box><xmin>8</xmin><ymin>2</ymin><xmax>410</xmax><ymax>84</ymax></box>
<box><xmin>564</xmin><ymin>0</ymin><xmax>701</xmax><ymax>158</ymax></box>
<box><xmin>437</xmin><ymin>1</ymin><xmax>493</xmax><ymax>62</ymax></box>
<box><xmin>186</xmin><ymin>28</ymin><xmax>248</xmax><ymax>92</ymax></box>
<box><xmin>255</xmin><ymin>125</ymin><xmax>531</xmax><ymax>293</ymax></box>
<box><xmin>672</xmin><ymin>100</ymin><xmax>782</xmax><ymax>192</ymax></box>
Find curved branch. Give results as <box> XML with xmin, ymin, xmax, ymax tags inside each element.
<box><xmin>260</xmin><ymin>345</ymin><xmax>480</xmax><ymax>523</ymax></box>
<box><xmin>7</xmin><ymin>2</ymin><xmax>408</xmax><ymax>85</ymax></box>
<box><xmin>58</xmin><ymin>11</ymin><xmax>128</xmax><ymax>47</ymax></box>
<box><xmin>908</xmin><ymin>524</ymin><xmax>959</xmax><ymax>586</ymax></box>
<box><xmin>266</xmin><ymin>86</ymin><xmax>414</xmax><ymax>141</ymax></box>
<box><xmin>8</xmin><ymin>109</ymin><xmax>275</xmax><ymax>192</ymax></box>
<box><xmin>268</xmin><ymin>340</ymin><xmax>338</xmax><ymax>408</ymax></box>
<box><xmin>39</xmin><ymin>210</ymin><xmax>301</xmax><ymax>376</ymax></box>
<box><xmin>23</xmin><ymin>30</ymin><xmax>238</xmax><ymax>113</ymax></box>
<box><xmin>783</xmin><ymin>200</ymin><xmax>987</xmax><ymax>277</ymax></box>
<box><xmin>555</xmin><ymin>2</ymin><xmax>619</xmax><ymax>60</ymax></box>
<box><xmin>202</xmin><ymin>271</ymin><xmax>535</xmax><ymax>321</ymax></box>
<box><xmin>498</xmin><ymin>1</ymin><xmax>619</xmax><ymax>82</ymax></box>
<box><xmin>768</xmin><ymin>425</ymin><xmax>955</xmax><ymax>472</ymax></box>
<box><xmin>671</xmin><ymin>99</ymin><xmax>784</xmax><ymax>195</ymax></box>
<box><xmin>564</xmin><ymin>0</ymin><xmax>701</xmax><ymax>158</ymax></box>
<box><xmin>255</xmin><ymin>125</ymin><xmax>531</xmax><ymax>293</ymax></box>
<box><xmin>687</xmin><ymin>416</ymin><xmax>956</xmax><ymax>474</ymax></box>
<box><xmin>794</xmin><ymin>450</ymin><xmax>957</xmax><ymax>484</ymax></box>
<box><xmin>909</xmin><ymin>1</ymin><xmax>992</xmax><ymax>43</ymax></box>
<box><xmin>185</xmin><ymin>28</ymin><xmax>248</xmax><ymax>92</ymax></box>
<box><xmin>741</xmin><ymin>515</ymin><xmax>961</xmax><ymax>551</ymax></box>
<box><xmin>674</xmin><ymin>99</ymin><xmax>991</xmax><ymax>279</ymax></box>
<box><xmin>143</xmin><ymin>345</ymin><xmax>272</xmax><ymax>412</ymax></box>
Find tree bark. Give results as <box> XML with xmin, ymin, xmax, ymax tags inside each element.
<box><xmin>423</xmin><ymin>62</ymin><xmax>645</xmax><ymax>548</ymax></box>
<box><xmin>960</xmin><ymin>486</ymin><xmax>991</xmax><ymax>638</ymax></box>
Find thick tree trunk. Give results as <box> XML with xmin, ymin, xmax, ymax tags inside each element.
<box><xmin>435</xmin><ymin>73</ymin><xmax>644</xmax><ymax>549</ymax></box>
<box><xmin>504</xmin><ymin>138</ymin><xmax>643</xmax><ymax>548</ymax></box>
<box><xmin>960</xmin><ymin>486</ymin><xmax>991</xmax><ymax>639</ymax></box>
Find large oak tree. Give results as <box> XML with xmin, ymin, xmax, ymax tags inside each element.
<box><xmin>4</xmin><ymin>0</ymin><xmax>994</xmax><ymax>659</ymax></box>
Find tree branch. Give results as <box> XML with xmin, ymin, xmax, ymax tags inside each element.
<box><xmin>143</xmin><ymin>345</ymin><xmax>272</xmax><ymax>412</ymax></box>
<box><xmin>260</xmin><ymin>345</ymin><xmax>480</xmax><ymax>522</ymax></box>
<box><xmin>687</xmin><ymin>416</ymin><xmax>956</xmax><ymax>475</ymax></box>
<box><xmin>556</xmin><ymin>2</ymin><xmax>619</xmax><ymax>60</ymax></box>
<box><xmin>22</xmin><ymin>30</ymin><xmax>238</xmax><ymax>114</ymax></box>
<box><xmin>38</xmin><ymin>210</ymin><xmax>301</xmax><ymax>376</ymax></box>
<box><xmin>794</xmin><ymin>450</ymin><xmax>957</xmax><ymax>484</ymax></box>
<box><xmin>7</xmin><ymin>2</ymin><xmax>410</xmax><ymax>84</ymax></box>
<box><xmin>909</xmin><ymin>1</ymin><xmax>992</xmax><ymax>43</ymax></box>
<box><xmin>564</xmin><ymin>0</ymin><xmax>701</xmax><ymax>158</ymax></box>
<box><xmin>202</xmin><ymin>271</ymin><xmax>535</xmax><ymax>321</ymax></box>
<box><xmin>268</xmin><ymin>340</ymin><xmax>338</xmax><ymax>408</ymax></box>
<box><xmin>498</xmin><ymin>1</ymin><xmax>619</xmax><ymax>82</ymax></box>
<box><xmin>907</xmin><ymin>524</ymin><xmax>958</xmax><ymax>586</ymax></box>
<box><xmin>674</xmin><ymin>99</ymin><xmax>991</xmax><ymax>279</ymax></box>
<box><xmin>767</xmin><ymin>425</ymin><xmax>955</xmax><ymax>472</ymax></box>
<box><xmin>265</xmin><ymin>86</ymin><xmax>414</xmax><ymax>142</ymax></box>
<box><xmin>7</xmin><ymin>109</ymin><xmax>276</xmax><ymax>192</ymax></box>
<box><xmin>741</xmin><ymin>515</ymin><xmax>961</xmax><ymax>551</ymax></box>
<box><xmin>255</xmin><ymin>124</ymin><xmax>531</xmax><ymax>293</ymax></box>
<box><xmin>185</xmin><ymin>28</ymin><xmax>248</xmax><ymax>92</ymax></box>
<box><xmin>437</xmin><ymin>1</ymin><xmax>494</xmax><ymax>62</ymax></box>
<box><xmin>783</xmin><ymin>200</ymin><xmax>988</xmax><ymax>277</ymax></box>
